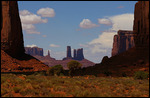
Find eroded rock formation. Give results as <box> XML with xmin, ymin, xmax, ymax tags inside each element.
<box><xmin>133</xmin><ymin>1</ymin><xmax>149</xmax><ymax>48</ymax></box>
<box><xmin>67</xmin><ymin>46</ymin><xmax>72</xmax><ymax>58</ymax></box>
<box><xmin>63</xmin><ymin>46</ymin><xmax>85</xmax><ymax>61</ymax></box>
<box><xmin>73</xmin><ymin>49</ymin><xmax>77</xmax><ymax>59</ymax></box>
<box><xmin>112</xmin><ymin>30</ymin><xmax>135</xmax><ymax>56</ymax></box>
<box><xmin>75</xmin><ymin>48</ymin><xmax>84</xmax><ymax>60</ymax></box>
<box><xmin>1</xmin><ymin>1</ymin><xmax>24</xmax><ymax>57</ymax></box>
<box><xmin>1</xmin><ymin>1</ymin><xmax>49</xmax><ymax>72</ymax></box>
<box><xmin>25</xmin><ymin>47</ymin><xmax>44</xmax><ymax>56</ymax></box>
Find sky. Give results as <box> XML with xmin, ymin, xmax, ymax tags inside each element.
<box><xmin>18</xmin><ymin>1</ymin><xmax>137</xmax><ymax>63</ymax></box>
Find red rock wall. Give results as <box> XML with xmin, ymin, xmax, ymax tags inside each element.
<box><xmin>133</xmin><ymin>1</ymin><xmax>149</xmax><ymax>47</ymax></box>
<box><xmin>112</xmin><ymin>30</ymin><xmax>135</xmax><ymax>56</ymax></box>
<box><xmin>1</xmin><ymin>1</ymin><xmax>25</xmax><ymax>57</ymax></box>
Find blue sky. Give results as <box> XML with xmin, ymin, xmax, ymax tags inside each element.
<box><xmin>18</xmin><ymin>1</ymin><xmax>137</xmax><ymax>63</ymax></box>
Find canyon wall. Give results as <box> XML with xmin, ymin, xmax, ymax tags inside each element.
<box><xmin>112</xmin><ymin>30</ymin><xmax>135</xmax><ymax>56</ymax></box>
<box><xmin>25</xmin><ymin>47</ymin><xmax>44</xmax><ymax>56</ymax></box>
<box><xmin>133</xmin><ymin>1</ymin><xmax>149</xmax><ymax>48</ymax></box>
<box><xmin>1</xmin><ymin>1</ymin><xmax>25</xmax><ymax>57</ymax></box>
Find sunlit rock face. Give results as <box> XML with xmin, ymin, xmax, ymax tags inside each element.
<box><xmin>112</xmin><ymin>30</ymin><xmax>135</xmax><ymax>56</ymax></box>
<box><xmin>133</xmin><ymin>1</ymin><xmax>149</xmax><ymax>48</ymax></box>
<box><xmin>1</xmin><ymin>1</ymin><xmax>25</xmax><ymax>57</ymax></box>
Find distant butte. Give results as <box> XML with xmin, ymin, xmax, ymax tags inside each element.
<box><xmin>25</xmin><ymin>46</ymin><xmax>95</xmax><ymax>69</ymax></box>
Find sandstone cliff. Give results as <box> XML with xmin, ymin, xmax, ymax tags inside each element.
<box><xmin>112</xmin><ymin>30</ymin><xmax>135</xmax><ymax>56</ymax></box>
<box><xmin>1</xmin><ymin>1</ymin><xmax>49</xmax><ymax>72</ymax></box>
<box><xmin>25</xmin><ymin>47</ymin><xmax>44</xmax><ymax>56</ymax></box>
<box><xmin>1</xmin><ymin>1</ymin><xmax>24</xmax><ymax>58</ymax></box>
<box><xmin>133</xmin><ymin>1</ymin><xmax>149</xmax><ymax>48</ymax></box>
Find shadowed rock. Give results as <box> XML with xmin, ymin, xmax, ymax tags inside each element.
<box><xmin>112</xmin><ymin>30</ymin><xmax>135</xmax><ymax>56</ymax></box>
<box><xmin>76</xmin><ymin>48</ymin><xmax>84</xmax><ymax>61</ymax></box>
<box><xmin>1</xmin><ymin>1</ymin><xmax>49</xmax><ymax>72</ymax></box>
<box><xmin>133</xmin><ymin>1</ymin><xmax>149</xmax><ymax>48</ymax></box>
<box><xmin>1</xmin><ymin>1</ymin><xmax>24</xmax><ymax>58</ymax></box>
<box><xmin>67</xmin><ymin>46</ymin><xmax>72</xmax><ymax>58</ymax></box>
<box><xmin>73</xmin><ymin>49</ymin><xmax>77</xmax><ymax>59</ymax></box>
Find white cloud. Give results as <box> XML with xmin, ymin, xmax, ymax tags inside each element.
<box><xmin>98</xmin><ymin>18</ymin><xmax>112</xmax><ymax>25</ymax></box>
<box><xmin>109</xmin><ymin>13</ymin><xmax>134</xmax><ymax>31</ymax></box>
<box><xmin>80</xmin><ymin>13</ymin><xmax>134</xmax><ymax>62</ymax></box>
<box><xmin>20</xmin><ymin>10</ymin><xmax>49</xmax><ymax>35</ymax></box>
<box><xmin>26</xmin><ymin>30</ymin><xmax>41</xmax><ymax>34</ymax></box>
<box><xmin>26</xmin><ymin>44</ymin><xmax>37</xmax><ymax>48</ymax></box>
<box><xmin>22</xmin><ymin>24</ymin><xmax>35</xmax><ymax>30</ymax></box>
<box><xmin>37</xmin><ymin>7</ymin><xmax>55</xmax><ymax>17</ymax></box>
<box><xmin>20</xmin><ymin>11</ymin><xmax>48</xmax><ymax>24</ymax></box>
<box><xmin>50</xmin><ymin>44</ymin><xmax>60</xmax><ymax>48</ymax></box>
<box><xmin>19</xmin><ymin>10</ymin><xmax>31</xmax><ymax>16</ymax></box>
<box><xmin>79</xmin><ymin>19</ymin><xmax>99</xmax><ymax>29</ymax></box>
<box><xmin>89</xmin><ymin>32</ymin><xmax>116</xmax><ymax>48</ymax></box>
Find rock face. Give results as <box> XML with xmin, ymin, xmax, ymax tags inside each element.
<box><xmin>63</xmin><ymin>46</ymin><xmax>84</xmax><ymax>61</ymax></box>
<box><xmin>47</xmin><ymin>50</ymin><xmax>50</xmax><ymax>57</ymax></box>
<box><xmin>75</xmin><ymin>48</ymin><xmax>84</xmax><ymax>60</ymax></box>
<box><xmin>73</xmin><ymin>49</ymin><xmax>77</xmax><ymax>59</ymax></box>
<box><xmin>133</xmin><ymin>1</ymin><xmax>149</xmax><ymax>48</ymax></box>
<box><xmin>112</xmin><ymin>30</ymin><xmax>135</xmax><ymax>56</ymax></box>
<box><xmin>1</xmin><ymin>1</ymin><xmax>25</xmax><ymax>58</ymax></box>
<box><xmin>25</xmin><ymin>47</ymin><xmax>44</xmax><ymax>56</ymax></box>
<box><xmin>67</xmin><ymin>46</ymin><xmax>72</xmax><ymax>58</ymax></box>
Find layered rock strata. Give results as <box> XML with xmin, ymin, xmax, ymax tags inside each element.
<box><xmin>112</xmin><ymin>30</ymin><xmax>135</xmax><ymax>56</ymax></box>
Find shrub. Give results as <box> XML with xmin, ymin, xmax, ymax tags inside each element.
<box><xmin>13</xmin><ymin>86</ymin><xmax>22</xmax><ymax>93</ymax></box>
<box><xmin>47</xmin><ymin>65</ymin><xmax>64</xmax><ymax>76</ymax></box>
<box><xmin>134</xmin><ymin>71</ymin><xmax>149</xmax><ymax>80</ymax></box>
<box><xmin>67</xmin><ymin>60</ymin><xmax>82</xmax><ymax>77</ymax></box>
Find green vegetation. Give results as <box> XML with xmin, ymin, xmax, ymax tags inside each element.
<box><xmin>1</xmin><ymin>73</ymin><xmax>149</xmax><ymax>97</ymax></box>
<box><xmin>134</xmin><ymin>71</ymin><xmax>149</xmax><ymax>80</ymax></box>
<box><xmin>67</xmin><ymin>60</ymin><xmax>82</xmax><ymax>77</ymax></box>
<box><xmin>46</xmin><ymin>65</ymin><xmax>64</xmax><ymax>76</ymax></box>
